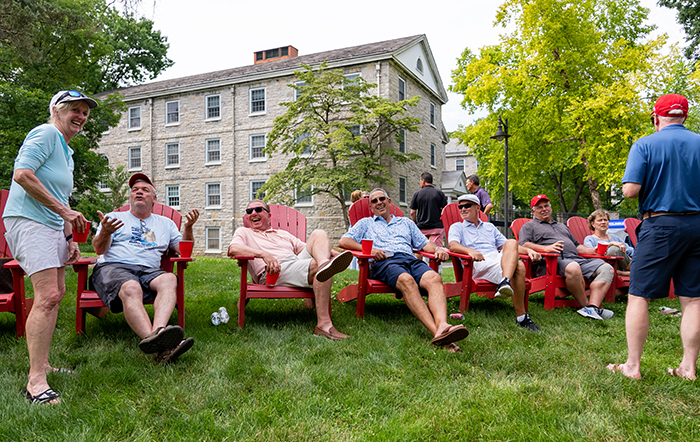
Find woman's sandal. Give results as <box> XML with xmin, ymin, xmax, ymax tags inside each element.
<box><xmin>23</xmin><ymin>388</ymin><xmax>60</xmax><ymax>404</ymax></box>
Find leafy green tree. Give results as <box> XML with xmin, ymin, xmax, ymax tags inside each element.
<box><xmin>449</xmin><ymin>0</ymin><xmax>696</xmax><ymax>213</ymax></box>
<box><xmin>0</xmin><ymin>0</ymin><xmax>170</xmax><ymax>216</ymax></box>
<box><xmin>658</xmin><ymin>0</ymin><xmax>700</xmax><ymax>62</ymax></box>
<box><xmin>262</xmin><ymin>63</ymin><xmax>421</xmax><ymax>229</ymax></box>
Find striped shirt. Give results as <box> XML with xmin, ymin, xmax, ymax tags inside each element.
<box><xmin>343</xmin><ymin>215</ymin><xmax>429</xmax><ymax>254</ymax></box>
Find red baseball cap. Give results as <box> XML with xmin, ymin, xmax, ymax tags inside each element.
<box><xmin>651</xmin><ymin>94</ymin><xmax>689</xmax><ymax>117</ymax></box>
<box><xmin>530</xmin><ymin>194</ymin><xmax>549</xmax><ymax>208</ymax></box>
<box><xmin>128</xmin><ymin>173</ymin><xmax>154</xmax><ymax>188</ymax></box>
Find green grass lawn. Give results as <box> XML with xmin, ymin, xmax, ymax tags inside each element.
<box><xmin>0</xmin><ymin>257</ymin><xmax>697</xmax><ymax>441</ymax></box>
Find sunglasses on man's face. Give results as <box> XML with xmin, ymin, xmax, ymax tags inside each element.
<box><xmin>245</xmin><ymin>206</ymin><xmax>268</xmax><ymax>214</ymax></box>
<box><xmin>370</xmin><ymin>196</ymin><xmax>387</xmax><ymax>204</ymax></box>
<box><xmin>458</xmin><ymin>203</ymin><xmax>477</xmax><ymax>210</ymax></box>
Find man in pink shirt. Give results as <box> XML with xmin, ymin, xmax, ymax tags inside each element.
<box><xmin>228</xmin><ymin>200</ymin><xmax>353</xmax><ymax>340</ymax></box>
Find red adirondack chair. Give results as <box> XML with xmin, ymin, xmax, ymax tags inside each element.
<box><xmin>510</xmin><ymin>218</ymin><xmax>548</xmax><ymax>295</ymax></box>
<box><xmin>231</xmin><ymin>204</ymin><xmax>328</xmax><ymax>327</ymax></box>
<box><xmin>0</xmin><ymin>189</ymin><xmax>34</xmax><ymax>337</ymax></box>
<box><xmin>566</xmin><ymin>216</ymin><xmax>627</xmax><ymax>300</ymax></box>
<box><xmin>623</xmin><ymin>217</ymin><xmax>675</xmax><ymax>299</ymax></box>
<box><xmin>440</xmin><ymin>203</ymin><xmax>529</xmax><ymax>312</ymax></box>
<box><xmin>73</xmin><ymin>203</ymin><xmax>193</xmax><ymax>334</ymax></box>
<box><xmin>337</xmin><ymin>199</ymin><xmax>441</xmax><ymax>318</ymax></box>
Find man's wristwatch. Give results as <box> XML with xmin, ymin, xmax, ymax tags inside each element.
<box><xmin>65</xmin><ymin>234</ymin><xmax>73</xmax><ymax>242</ymax></box>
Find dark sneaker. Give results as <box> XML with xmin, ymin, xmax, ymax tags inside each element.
<box><xmin>495</xmin><ymin>278</ymin><xmax>513</xmax><ymax>298</ymax></box>
<box><xmin>517</xmin><ymin>314</ymin><xmax>541</xmax><ymax>332</ymax></box>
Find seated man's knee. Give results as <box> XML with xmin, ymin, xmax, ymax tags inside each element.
<box><xmin>396</xmin><ymin>272</ymin><xmax>418</xmax><ymax>290</ymax></box>
<box><xmin>308</xmin><ymin>229</ymin><xmax>330</xmax><ymax>242</ymax></box>
<box><xmin>504</xmin><ymin>239</ymin><xmax>518</xmax><ymax>251</ymax></box>
<box><xmin>592</xmin><ymin>263</ymin><xmax>614</xmax><ymax>285</ymax></box>
<box><xmin>515</xmin><ymin>261</ymin><xmax>526</xmax><ymax>277</ymax></box>
<box><xmin>564</xmin><ymin>262</ymin><xmax>582</xmax><ymax>278</ymax></box>
<box><xmin>119</xmin><ymin>280</ymin><xmax>143</xmax><ymax>300</ymax></box>
<box><xmin>421</xmin><ymin>270</ymin><xmax>442</xmax><ymax>285</ymax></box>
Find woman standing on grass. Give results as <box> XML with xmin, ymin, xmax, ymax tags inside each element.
<box><xmin>584</xmin><ymin>209</ymin><xmax>633</xmax><ymax>276</ymax></box>
<box><xmin>2</xmin><ymin>90</ymin><xmax>96</xmax><ymax>404</ymax></box>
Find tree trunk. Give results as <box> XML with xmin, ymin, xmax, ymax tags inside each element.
<box><xmin>580</xmin><ymin>150</ymin><xmax>602</xmax><ymax>210</ymax></box>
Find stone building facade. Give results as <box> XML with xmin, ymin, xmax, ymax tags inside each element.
<box><xmin>96</xmin><ymin>35</ymin><xmax>449</xmax><ymax>255</ymax></box>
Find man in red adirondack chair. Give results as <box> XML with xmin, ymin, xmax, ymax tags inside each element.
<box><xmin>90</xmin><ymin>173</ymin><xmax>199</xmax><ymax>363</ymax></box>
<box><xmin>448</xmin><ymin>194</ymin><xmax>542</xmax><ymax>331</ymax></box>
<box><xmin>519</xmin><ymin>195</ymin><xmax>615</xmax><ymax>321</ymax></box>
<box><xmin>339</xmin><ymin>189</ymin><xmax>469</xmax><ymax>352</ymax></box>
<box><xmin>227</xmin><ymin>199</ymin><xmax>353</xmax><ymax>340</ymax></box>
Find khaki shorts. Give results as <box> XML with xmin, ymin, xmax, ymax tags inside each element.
<box><xmin>3</xmin><ymin>217</ymin><xmax>69</xmax><ymax>276</ymax></box>
<box><xmin>259</xmin><ymin>248</ymin><xmax>313</xmax><ymax>288</ymax></box>
<box><xmin>472</xmin><ymin>250</ymin><xmax>504</xmax><ymax>284</ymax></box>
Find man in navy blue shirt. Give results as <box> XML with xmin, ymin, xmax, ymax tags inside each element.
<box><xmin>608</xmin><ymin>94</ymin><xmax>700</xmax><ymax>380</ymax></box>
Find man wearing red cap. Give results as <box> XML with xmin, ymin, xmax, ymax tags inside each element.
<box><xmin>608</xmin><ymin>94</ymin><xmax>700</xmax><ymax>380</ymax></box>
<box><xmin>519</xmin><ymin>194</ymin><xmax>615</xmax><ymax>320</ymax></box>
<box><xmin>90</xmin><ymin>173</ymin><xmax>200</xmax><ymax>363</ymax></box>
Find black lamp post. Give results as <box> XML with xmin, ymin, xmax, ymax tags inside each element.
<box><xmin>490</xmin><ymin>117</ymin><xmax>510</xmax><ymax>237</ymax></box>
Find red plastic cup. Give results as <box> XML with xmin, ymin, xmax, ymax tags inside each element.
<box><xmin>596</xmin><ymin>242</ymin><xmax>609</xmax><ymax>255</ymax></box>
<box><xmin>361</xmin><ymin>239</ymin><xmax>373</xmax><ymax>255</ymax></box>
<box><xmin>73</xmin><ymin>221</ymin><xmax>91</xmax><ymax>243</ymax></box>
<box><xmin>179</xmin><ymin>240</ymin><xmax>193</xmax><ymax>257</ymax></box>
<box><xmin>266</xmin><ymin>272</ymin><xmax>280</xmax><ymax>286</ymax></box>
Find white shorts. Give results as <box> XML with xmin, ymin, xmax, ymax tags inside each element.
<box><xmin>471</xmin><ymin>250</ymin><xmax>504</xmax><ymax>284</ymax></box>
<box><xmin>259</xmin><ymin>248</ymin><xmax>313</xmax><ymax>288</ymax></box>
<box><xmin>3</xmin><ymin>217</ymin><xmax>69</xmax><ymax>276</ymax></box>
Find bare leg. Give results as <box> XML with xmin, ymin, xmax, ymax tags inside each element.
<box><xmin>119</xmin><ymin>280</ymin><xmax>154</xmax><ymax>339</ymax></box>
<box><xmin>674</xmin><ymin>296</ymin><xmax>700</xmax><ymax>380</ymax></box>
<box><xmin>26</xmin><ymin>267</ymin><xmax>66</xmax><ymax>402</ymax></box>
<box><xmin>395</xmin><ymin>271</ymin><xmax>449</xmax><ymax>338</ymax></box>
<box><xmin>499</xmin><ymin>240</ymin><xmax>519</xmax><ymax>280</ymax></box>
<box><xmin>149</xmin><ymin>273</ymin><xmax>178</xmax><ymax>331</ymax></box>
<box><xmin>606</xmin><ymin>294</ymin><xmax>648</xmax><ymax>380</ymax></box>
<box><xmin>511</xmin><ymin>261</ymin><xmax>528</xmax><ymax>317</ymax></box>
<box><xmin>304</xmin><ymin>236</ymin><xmax>346</xmax><ymax>336</ymax></box>
<box><xmin>564</xmin><ymin>262</ymin><xmax>588</xmax><ymax>306</ymax></box>
<box><xmin>588</xmin><ymin>265</ymin><xmax>614</xmax><ymax>307</ymax></box>
<box><xmin>305</xmin><ymin>230</ymin><xmax>333</xmax><ymax>269</ymax></box>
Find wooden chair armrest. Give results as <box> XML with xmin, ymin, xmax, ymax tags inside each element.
<box><xmin>3</xmin><ymin>259</ymin><xmax>22</xmax><ymax>269</ymax></box>
<box><xmin>446</xmin><ymin>250</ymin><xmax>474</xmax><ymax>262</ymax></box>
<box><xmin>339</xmin><ymin>248</ymin><xmax>374</xmax><ymax>259</ymax></box>
<box><xmin>230</xmin><ymin>255</ymin><xmax>255</xmax><ymax>261</ymax></box>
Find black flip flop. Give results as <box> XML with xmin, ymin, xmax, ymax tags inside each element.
<box><xmin>23</xmin><ymin>388</ymin><xmax>60</xmax><ymax>404</ymax></box>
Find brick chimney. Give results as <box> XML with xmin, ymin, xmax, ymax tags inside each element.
<box><xmin>254</xmin><ymin>46</ymin><xmax>298</xmax><ymax>64</ymax></box>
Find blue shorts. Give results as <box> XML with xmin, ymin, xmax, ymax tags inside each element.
<box><xmin>629</xmin><ymin>214</ymin><xmax>700</xmax><ymax>299</ymax></box>
<box><xmin>370</xmin><ymin>252</ymin><xmax>433</xmax><ymax>298</ymax></box>
<box><xmin>89</xmin><ymin>262</ymin><xmax>168</xmax><ymax>313</ymax></box>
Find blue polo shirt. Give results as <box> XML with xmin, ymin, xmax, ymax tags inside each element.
<box><xmin>3</xmin><ymin>124</ymin><xmax>74</xmax><ymax>230</ymax></box>
<box><xmin>623</xmin><ymin>124</ymin><xmax>700</xmax><ymax>214</ymax></box>
<box><xmin>448</xmin><ymin>219</ymin><xmax>506</xmax><ymax>253</ymax></box>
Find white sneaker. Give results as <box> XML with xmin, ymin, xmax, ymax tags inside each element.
<box><xmin>577</xmin><ymin>306</ymin><xmax>603</xmax><ymax>320</ymax></box>
<box><xmin>597</xmin><ymin>307</ymin><xmax>614</xmax><ymax>320</ymax></box>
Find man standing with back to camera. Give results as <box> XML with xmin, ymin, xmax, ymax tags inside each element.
<box><xmin>410</xmin><ymin>172</ymin><xmax>447</xmax><ymax>247</ymax></box>
<box><xmin>608</xmin><ymin>94</ymin><xmax>700</xmax><ymax>380</ymax></box>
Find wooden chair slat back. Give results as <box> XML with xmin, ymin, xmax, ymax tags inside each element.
<box><xmin>242</xmin><ymin>204</ymin><xmax>307</xmax><ymax>242</ymax></box>
<box><xmin>115</xmin><ymin>203</ymin><xmax>182</xmax><ymax>229</ymax></box>
<box><xmin>566</xmin><ymin>216</ymin><xmax>591</xmax><ymax>245</ymax></box>
<box><xmin>510</xmin><ymin>218</ymin><xmax>531</xmax><ymax>242</ymax></box>
<box><xmin>348</xmin><ymin>199</ymin><xmax>404</xmax><ymax>226</ymax></box>
<box><xmin>624</xmin><ymin>218</ymin><xmax>642</xmax><ymax>246</ymax></box>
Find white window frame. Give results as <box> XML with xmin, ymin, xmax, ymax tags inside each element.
<box><xmin>206</xmin><ymin>182</ymin><xmax>221</xmax><ymax>208</ymax></box>
<box><xmin>416</xmin><ymin>58</ymin><xmax>424</xmax><ymax>74</ymax></box>
<box><xmin>250</xmin><ymin>180</ymin><xmax>266</xmax><ymax>200</ymax></box>
<box><xmin>165</xmin><ymin>142</ymin><xmax>180</xmax><ymax>169</ymax></box>
<box><xmin>430</xmin><ymin>102</ymin><xmax>436</xmax><ymax>127</ymax></box>
<box><xmin>98</xmin><ymin>155</ymin><xmax>110</xmax><ymax>191</ymax></box>
<box><xmin>128</xmin><ymin>106</ymin><xmax>141</xmax><ymax>130</ymax></box>
<box><xmin>296</xmin><ymin>132</ymin><xmax>312</xmax><ymax>157</ymax></box>
<box><xmin>205</xmin><ymin>138</ymin><xmax>221</xmax><ymax>165</ymax></box>
<box><xmin>456</xmin><ymin>159</ymin><xmax>465</xmax><ymax>171</ymax></box>
<box><xmin>399</xmin><ymin>176</ymin><xmax>407</xmax><ymax>204</ymax></box>
<box><xmin>249</xmin><ymin>87</ymin><xmax>266</xmax><ymax>115</ymax></box>
<box><xmin>295</xmin><ymin>186</ymin><xmax>313</xmax><ymax>206</ymax></box>
<box><xmin>205</xmin><ymin>94</ymin><xmax>221</xmax><ymax>120</ymax></box>
<box><xmin>128</xmin><ymin>147</ymin><xmax>142</xmax><ymax>171</ymax></box>
<box><xmin>294</xmin><ymin>81</ymin><xmax>306</xmax><ymax>101</ymax></box>
<box><xmin>398</xmin><ymin>77</ymin><xmax>406</xmax><ymax>101</ymax></box>
<box><xmin>166</xmin><ymin>184</ymin><xmax>180</xmax><ymax>209</ymax></box>
<box><xmin>430</xmin><ymin>143</ymin><xmax>436</xmax><ymax>168</ymax></box>
<box><xmin>249</xmin><ymin>134</ymin><xmax>266</xmax><ymax>162</ymax></box>
<box><xmin>165</xmin><ymin>100</ymin><xmax>180</xmax><ymax>125</ymax></box>
<box><xmin>398</xmin><ymin>128</ymin><xmax>406</xmax><ymax>153</ymax></box>
<box><xmin>205</xmin><ymin>226</ymin><xmax>221</xmax><ymax>253</ymax></box>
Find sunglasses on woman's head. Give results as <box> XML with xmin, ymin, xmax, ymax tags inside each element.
<box><xmin>370</xmin><ymin>196</ymin><xmax>387</xmax><ymax>204</ymax></box>
<box><xmin>56</xmin><ymin>90</ymin><xmax>87</xmax><ymax>105</ymax></box>
<box><xmin>458</xmin><ymin>203</ymin><xmax>477</xmax><ymax>210</ymax></box>
<box><xmin>245</xmin><ymin>206</ymin><xmax>268</xmax><ymax>214</ymax></box>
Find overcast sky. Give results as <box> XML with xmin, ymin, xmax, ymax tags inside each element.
<box><xmin>135</xmin><ymin>0</ymin><xmax>685</xmax><ymax>133</ymax></box>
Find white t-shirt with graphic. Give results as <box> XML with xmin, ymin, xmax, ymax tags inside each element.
<box><xmin>96</xmin><ymin>211</ymin><xmax>182</xmax><ymax>268</ymax></box>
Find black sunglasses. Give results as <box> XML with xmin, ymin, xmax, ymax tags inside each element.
<box><xmin>245</xmin><ymin>206</ymin><xmax>269</xmax><ymax>214</ymax></box>
<box><xmin>458</xmin><ymin>203</ymin><xmax>477</xmax><ymax>210</ymax></box>
<box><xmin>370</xmin><ymin>196</ymin><xmax>387</xmax><ymax>204</ymax></box>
